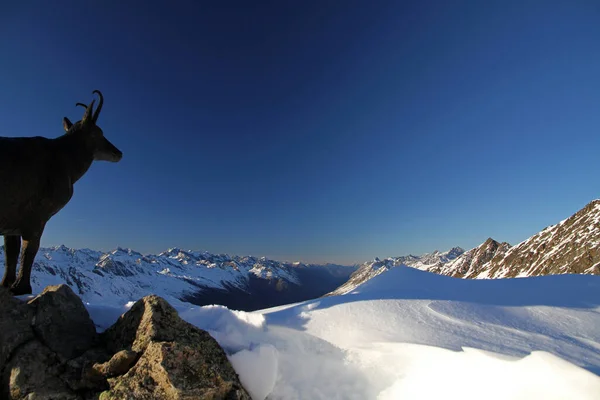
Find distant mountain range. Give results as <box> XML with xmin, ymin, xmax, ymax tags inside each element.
<box><xmin>3</xmin><ymin>199</ymin><xmax>599</xmax><ymax>310</ymax></box>
<box><xmin>0</xmin><ymin>246</ymin><xmax>356</xmax><ymax>311</ymax></box>
<box><xmin>329</xmin><ymin>199</ymin><xmax>600</xmax><ymax>294</ymax></box>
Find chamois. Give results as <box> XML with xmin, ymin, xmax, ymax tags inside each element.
<box><xmin>0</xmin><ymin>90</ymin><xmax>122</xmax><ymax>295</ymax></box>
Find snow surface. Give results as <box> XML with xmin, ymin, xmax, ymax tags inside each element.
<box><xmin>81</xmin><ymin>266</ymin><xmax>600</xmax><ymax>400</ymax></box>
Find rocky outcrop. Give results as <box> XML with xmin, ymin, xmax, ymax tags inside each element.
<box><xmin>99</xmin><ymin>295</ymin><xmax>250</xmax><ymax>399</ymax></box>
<box><xmin>431</xmin><ymin>238</ymin><xmax>512</xmax><ymax>278</ymax></box>
<box><xmin>0</xmin><ymin>285</ymin><xmax>250</xmax><ymax>400</ymax></box>
<box><xmin>480</xmin><ymin>200</ymin><xmax>600</xmax><ymax>278</ymax></box>
<box><xmin>433</xmin><ymin>200</ymin><xmax>600</xmax><ymax>279</ymax></box>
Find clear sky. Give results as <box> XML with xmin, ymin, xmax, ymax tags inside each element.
<box><xmin>1</xmin><ymin>1</ymin><xmax>600</xmax><ymax>264</ymax></box>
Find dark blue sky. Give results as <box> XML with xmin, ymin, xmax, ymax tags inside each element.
<box><xmin>1</xmin><ymin>1</ymin><xmax>600</xmax><ymax>264</ymax></box>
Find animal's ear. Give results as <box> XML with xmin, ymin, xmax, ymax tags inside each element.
<box><xmin>63</xmin><ymin>117</ymin><xmax>73</xmax><ymax>132</ymax></box>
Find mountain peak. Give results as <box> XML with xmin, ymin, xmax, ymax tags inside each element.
<box><xmin>446</xmin><ymin>247</ymin><xmax>466</xmax><ymax>258</ymax></box>
<box><xmin>577</xmin><ymin>199</ymin><xmax>600</xmax><ymax>218</ymax></box>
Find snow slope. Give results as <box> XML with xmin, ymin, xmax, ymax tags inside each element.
<box><xmin>82</xmin><ymin>266</ymin><xmax>600</xmax><ymax>400</ymax></box>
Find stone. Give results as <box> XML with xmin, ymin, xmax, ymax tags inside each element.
<box><xmin>28</xmin><ymin>284</ymin><xmax>98</xmax><ymax>360</ymax></box>
<box><xmin>102</xmin><ymin>294</ymin><xmax>185</xmax><ymax>353</ymax></box>
<box><xmin>0</xmin><ymin>287</ymin><xmax>34</xmax><ymax>374</ymax></box>
<box><xmin>92</xmin><ymin>349</ymin><xmax>139</xmax><ymax>378</ymax></box>
<box><xmin>62</xmin><ymin>347</ymin><xmax>112</xmax><ymax>392</ymax></box>
<box><xmin>100</xmin><ymin>295</ymin><xmax>250</xmax><ymax>399</ymax></box>
<box><xmin>0</xmin><ymin>287</ymin><xmax>249</xmax><ymax>399</ymax></box>
<box><xmin>5</xmin><ymin>340</ymin><xmax>78</xmax><ymax>400</ymax></box>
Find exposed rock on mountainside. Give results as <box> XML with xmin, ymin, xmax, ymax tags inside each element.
<box><xmin>0</xmin><ymin>246</ymin><xmax>355</xmax><ymax>311</ymax></box>
<box><xmin>459</xmin><ymin>200</ymin><xmax>600</xmax><ymax>278</ymax></box>
<box><xmin>0</xmin><ymin>285</ymin><xmax>249</xmax><ymax>400</ymax></box>
<box><xmin>329</xmin><ymin>199</ymin><xmax>600</xmax><ymax>297</ymax></box>
<box><xmin>431</xmin><ymin>238</ymin><xmax>512</xmax><ymax>278</ymax></box>
<box><xmin>330</xmin><ymin>200</ymin><xmax>600</xmax><ymax>296</ymax></box>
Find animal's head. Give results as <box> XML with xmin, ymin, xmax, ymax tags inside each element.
<box><xmin>63</xmin><ymin>90</ymin><xmax>123</xmax><ymax>162</ymax></box>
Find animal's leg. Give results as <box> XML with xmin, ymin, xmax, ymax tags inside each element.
<box><xmin>10</xmin><ymin>233</ymin><xmax>42</xmax><ymax>295</ymax></box>
<box><xmin>1</xmin><ymin>235</ymin><xmax>21</xmax><ymax>288</ymax></box>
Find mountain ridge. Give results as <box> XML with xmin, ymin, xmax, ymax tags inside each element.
<box><xmin>327</xmin><ymin>247</ymin><xmax>465</xmax><ymax>296</ymax></box>
<box><xmin>441</xmin><ymin>199</ymin><xmax>600</xmax><ymax>278</ymax></box>
<box><xmin>0</xmin><ymin>245</ymin><xmax>356</xmax><ymax>311</ymax></box>
<box><xmin>329</xmin><ymin>199</ymin><xmax>600</xmax><ymax>294</ymax></box>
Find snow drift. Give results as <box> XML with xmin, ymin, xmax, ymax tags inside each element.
<box><xmin>80</xmin><ymin>266</ymin><xmax>600</xmax><ymax>399</ymax></box>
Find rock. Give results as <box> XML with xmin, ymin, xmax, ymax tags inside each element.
<box><xmin>63</xmin><ymin>347</ymin><xmax>112</xmax><ymax>392</ymax></box>
<box><xmin>1</xmin><ymin>285</ymin><xmax>104</xmax><ymax>399</ymax></box>
<box><xmin>28</xmin><ymin>284</ymin><xmax>98</xmax><ymax>360</ymax></box>
<box><xmin>5</xmin><ymin>340</ymin><xmax>78</xmax><ymax>400</ymax></box>
<box><xmin>100</xmin><ymin>295</ymin><xmax>250</xmax><ymax>399</ymax></box>
<box><xmin>92</xmin><ymin>349</ymin><xmax>139</xmax><ymax>378</ymax></box>
<box><xmin>102</xmin><ymin>294</ymin><xmax>184</xmax><ymax>354</ymax></box>
<box><xmin>0</xmin><ymin>287</ymin><xmax>249</xmax><ymax>399</ymax></box>
<box><xmin>0</xmin><ymin>287</ymin><xmax>34</xmax><ymax>374</ymax></box>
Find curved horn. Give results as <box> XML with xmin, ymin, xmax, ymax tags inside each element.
<box><xmin>75</xmin><ymin>102</ymin><xmax>88</xmax><ymax>110</ymax></box>
<box><xmin>92</xmin><ymin>90</ymin><xmax>103</xmax><ymax>123</ymax></box>
<box><xmin>82</xmin><ymin>99</ymin><xmax>96</xmax><ymax>123</ymax></box>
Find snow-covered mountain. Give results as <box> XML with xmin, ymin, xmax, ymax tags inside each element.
<box><xmin>430</xmin><ymin>237</ymin><xmax>512</xmax><ymax>278</ymax></box>
<box><xmin>0</xmin><ymin>245</ymin><xmax>355</xmax><ymax>310</ymax></box>
<box><xmin>439</xmin><ymin>199</ymin><xmax>600</xmax><ymax>278</ymax></box>
<box><xmin>327</xmin><ymin>247</ymin><xmax>464</xmax><ymax>295</ymax></box>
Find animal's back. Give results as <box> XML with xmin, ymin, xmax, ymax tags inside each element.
<box><xmin>0</xmin><ymin>136</ymin><xmax>69</xmax><ymax>233</ymax></box>
<box><xmin>0</xmin><ymin>136</ymin><xmax>53</xmax><ymax>183</ymax></box>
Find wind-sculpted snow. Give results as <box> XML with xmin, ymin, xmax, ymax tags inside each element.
<box><xmin>83</xmin><ymin>266</ymin><xmax>600</xmax><ymax>400</ymax></box>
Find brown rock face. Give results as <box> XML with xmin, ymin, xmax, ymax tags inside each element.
<box><xmin>433</xmin><ymin>200</ymin><xmax>600</xmax><ymax>279</ymax></box>
<box><xmin>28</xmin><ymin>284</ymin><xmax>98</xmax><ymax>360</ymax></box>
<box><xmin>100</xmin><ymin>295</ymin><xmax>250</xmax><ymax>399</ymax></box>
<box><xmin>0</xmin><ymin>285</ymin><xmax>250</xmax><ymax>400</ymax></box>
<box><xmin>436</xmin><ymin>238</ymin><xmax>512</xmax><ymax>278</ymax></box>
<box><xmin>92</xmin><ymin>349</ymin><xmax>139</xmax><ymax>378</ymax></box>
<box><xmin>482</xmin><ymin>200</ymin><xmax>600</xmax><ymax>278</ymax></box>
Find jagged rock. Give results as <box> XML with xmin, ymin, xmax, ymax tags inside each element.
<box><xmin>101</xmin><ymin>294</ymin><xmax>184</xmax><ymax>354</ymax></box>
<box><xmin>100</xmin><ymin>295</ymin><xmax>250</xmax><ymax>399</ymax></box>
<box><xmin>434</xmin><ymin>238</ymin><xmax>512</xmax><ymax>278</ymax></box>
<box><xmin>429</xmin><ymin>200</ymin><xmax>600</xmax><ymax>279</ymax></box>
<box><xmin>28</xmin><ymin>284</ymin><xmax>98</xmax><ymax>360</ymax></box>
<box><xmin>0</xmin><ymin>286</ymin><xmax>249</xmax><ymax>400</ymax></box>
